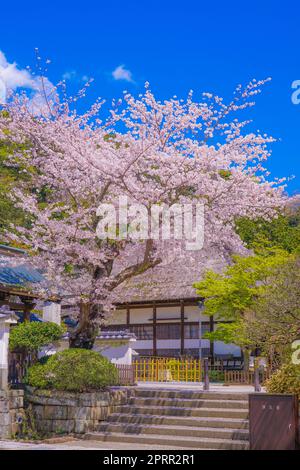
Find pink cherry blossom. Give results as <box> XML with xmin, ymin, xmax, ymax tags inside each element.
<box><xmin>0</xmin><ymin>77</ymin><xmax>287</xmax><ymax>344</ymax></box>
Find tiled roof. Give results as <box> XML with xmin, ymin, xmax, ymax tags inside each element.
<box><xmin>97</xmin><ymin>330</ymin><xmax>136</xmax><ymax>340</ymax></box>
<box><xmin>0</xmin><ymin>245</ymin><xmax>43</xmax><ymax>289</ymax></box>
<box><xmin>0</xmin><ymin>264</ymin><xmax>43</xmax><ymax>287</ymax></box>
<box><xmin>15</xmin><ymin>312</ymin><xmax>43</xmax><ymax>322</ymax></box>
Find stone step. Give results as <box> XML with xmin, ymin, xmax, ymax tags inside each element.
<box><xmin>97</xmin><ymin>422</ymin><xmax>249</xmax><ymax>441</ymax></box>
<box><xmin>134</xmin><ymin>389</ymin><xmax>249</xmax><ymax>401</ymax></box>
<box><xmin>129</xmin><ymin>397</ymin><xmax>249</xmax><ymax>409</ymax></box>
<box><xmin>107</xmin><ymin>412</ymin><xmax>249</xmax><ymax>429</ymax></box>
<box><xmin>84</xmin><ymin>431</ymin><xmax>249</xmax><ymax>450</ymax></box>
<box><xmin>115</xmin><ymin>405</ymin><xmax>249</xmax><ymax>419</ymax></box>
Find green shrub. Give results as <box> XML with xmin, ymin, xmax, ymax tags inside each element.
<box><xmin>9</xmin><ymin>322</ymin><xmax>65</xmax><ymax>353</ymax></box>
<box><xmin>208</xmin><ymin>370</ymin><xmax>225</xmax><ymax>383</ymax></box>
<box><xmin>265</xmin><ymin>363</ymin><xmax>300</xmax><ymax>399</ymax></box>
<box><xmin>26</xmin><ymin>348</ymin><xmax>119</xmax><ymax>392</ymax></box>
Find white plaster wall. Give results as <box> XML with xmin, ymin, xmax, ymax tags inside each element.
<box><xmin>156</xmin><ymin>306</ymin><xmax>180</xmax><ymax>319</ymax></box>
<box><xmin>133</xmin><ymin>338</ymin><xmax>210</xmax><ymax>352</ymax></box>
<box><xmin>129</xmin><ymin>308</ymin><xmax>152</xmax><ymax>324</ymax></box>
<box><xmin>0</xmin><ymin>325</ymin><xmax>9</xmax><ymax>369</ymax></box>
<box><xmin>43</xmin><ymin>302</ymin><xmax>61</xmax><ymax>325</ymax></box>
<box><xmin>129</xmin><ymin>305</ymin><xmax>209</xmax><ymax>323</ymax></box>
<box><xmin>109</xmin><ymin>309</ymin><xmax>127</xmax><ymax>325</ymax></box>
<box><xmin>184</xmin><ymin>305</ymin><xmax>208</xmax><ymax>322</ymax></box>
<box><xmin>100</xmin><ymin>345</ymin><xmax>133</xmax><ymax>365</ymax></box>
<box><xmin>133</xmin><ymin>340</ymin><xmax>153</xmax><ymax>349</ymax></box>
<box><xmin>185</xmin><ymin>339</ymin><xmax>210</xmax><ymax>349</ymax></box>
<box><xmin>156</xmin><ymin>339</ymin><xmax>180</xmax><ymax>349</ymax></box>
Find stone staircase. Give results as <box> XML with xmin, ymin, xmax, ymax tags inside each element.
<box><xmin>84</xmin><ymin>388</ymin><xmax>250</xmax><ymax>450</ymax></box>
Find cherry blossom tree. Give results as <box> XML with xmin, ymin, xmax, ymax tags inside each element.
<box><xmin>0</xmin><ymin>77</ymin><xmax>287</xmax><ymax>347</ymax></box>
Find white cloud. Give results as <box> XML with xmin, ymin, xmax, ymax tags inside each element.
<box><xmin>62</xmin><ymin>70</ymin><xmax>89</xmax><ymax>83</ymax></box>
<box><xmin>0</xmin><ymin>50</ymin><xmax>36</xmax><ymax>103</ymax></box>
<box><xmin>112</xmin><ymin>64</ymin><xmax>134</xmax><ymax>83</ymax></box>
<box><xmin>0</xmin><ymin>50</ymin><xmax>56</xmax><ymax>115</ymax></box>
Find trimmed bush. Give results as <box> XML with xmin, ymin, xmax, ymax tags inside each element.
<box><xmin>26</xmin><ymin>348</ymin><xmax>118</xmax><ymax>392</ymax></box>
<box><xmin>9</xmin><ymin>321</ymin><xmax>65</xmax><ymax>353</ymax></box>
<box><xmin>265</xmin><ymin>363</ymin><xmax>300</xmax><ymax>399</ymax></box>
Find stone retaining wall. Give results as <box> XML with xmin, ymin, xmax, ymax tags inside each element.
<box><xmin>0</xmin><ymin>389</ymin><xmax>25</xmax><ymax>438</ymax></box>
<box><xmin>25</xmin><ymin>386</ymin><xmax>132</xmax><ymax>434</ymax></box>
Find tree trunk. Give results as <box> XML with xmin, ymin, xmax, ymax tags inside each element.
<box><xmin>242</xmin><ymin>348</ymin><xmax>250</xmax><ymax>371</ymax></box>
<box><xmin>69</xmin><ymin>302</ymin><xmax>99</xmax><ymax>349</ymax></box>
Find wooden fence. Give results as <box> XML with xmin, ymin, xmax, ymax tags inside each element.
<box><xmin>115</xmin><ymin>364</ymin><xmax>135</xmax><ymax>385</ymax></box>
<box><xmin>133</xmin><ymin>358</ymin><xmax>202</xmax><ymax>382</ymax></box>
<box><xmin>137</xmin><ymin>356</ymin><xmax>244</xmax><ymax>371</ymax></box>
<box><xmin>9</xmin><ymin>351</ymin><xmax>269</xmax><ymax>387</ymax></box>
<box><xmin>8</xmin><ymin>352</ymin><xmax>33</xmax><ymax>386</ymax></box>
<box><xmin>224</xmin><ymin>369</ymin><xmax>271</xmax><ymax>385</ymax></box>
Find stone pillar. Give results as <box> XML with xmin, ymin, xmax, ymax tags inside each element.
<box><xmin>0</xmin><ymin>390</ymin><xmax>25</xmax><ymax>439</ymax></box>
<box><xmin>43</xmin><ymin>301</ymin><xmax>61</xmax><ymax>325</ymax></box>
<box><xmin>0</xmin><ymin>311</ymin><xmax>18</xmax><ymax>390</ymax></box>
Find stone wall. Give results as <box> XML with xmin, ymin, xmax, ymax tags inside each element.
<box><xmin>0</xmin><ymin>389</ymin><xmax>25</xmax><ymax>438</ymax></box>
<box><xmin>26</xmin><ymin>386</ymin><xmax>132</xmax><ymax>435</ymax></box>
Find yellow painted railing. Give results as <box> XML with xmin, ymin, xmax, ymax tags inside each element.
<box><xmin>133</xmin><ymin>358</ymin><xmax>202</xmax><ymax>382</ymax></box>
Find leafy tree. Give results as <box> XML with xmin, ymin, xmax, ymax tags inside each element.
<box><xmin>195</xmin><ymin>202</ymin><xmax>300</xmax><ymax>366</ymax></box>
<box><xmin>0</xmin><ymin>125</ymin><xmax>35</xmax><ymax>243</ymax></box>
<box><xmin>0</xmin><ymin>141</ymin><xmax>26</xmax><ymax>240</ymax></box>
<box><xmin>204</xmin><ymin>320</ymin><xmax>252</xmax><ymax>348</ymax></box>
<box><xmin>9</xmin><ymin>321</ymin><xmax>65</xmax><ymax>362</ymax></box>
<box><xmin>243</xmin><ymin>256</ymin><xmax>300</xmax><ymax>366</ymax></box>
<box><xmin>265</xmin><ymin>363</ymin><xmax>300</xmax><ymax>398</ymax></box>
<box><xmin>194</xmin><ymin>249</ymin><xmax>290</xmax><ymax>320</ymax></box>
<box><xmin>194</xmin><ymin>249</ymin><xmax>291</xmax><ymax>368</ymax></box>
<box><xmin>236</xmin><ymin>208</ymin><xmax>300</xmax><ymax>254</ymax></box>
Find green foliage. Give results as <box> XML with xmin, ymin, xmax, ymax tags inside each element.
<box><xmin>13</xmin><ymin>407</ymin><xmax>41</xmax><ymax>441</ymax></box>
<box><xmin>194</xmin><ymin>208</ymin><xmax>300</xmax><ymax>351</ymax></box>
<box><xmin>219</xmin><ymin>169</ymin><xmax>232</xmax><ymax>180</ymax></box>
<box><xmin>265</xmin><ymin>363</ymin><xmax>300</xmax><ymax>399</ymax></box>
<box><xmin>204</xmin><ymin>321</ymin><xmax>252</xmax><ymax>348</ymax></box>
<box><xmin>9</xmin><ymin>322</ymin><xmax>65</xmax><ymax>353</ymax></box>
<box><xmin>208</xmin><ymin>370</ymin><xmax>225</xmax><ymax>382</ymax></box>
<box><xmin>194</xmin><ymin>249</ymin><xmax>290</xmax><ymax>320</ymax></box>
<box><xmin>236</xmin><ymin>210</ymin><xmax>300</xmax><ymax>254</ymax></box>
<box><xmin>0</xmin><ymin>139</ymin><xmax>32</xmax><ymax>240</ymax></box>
<box><xmin>26</xmin><ymin>348</ymin><xmax>119</xmax><ymax>392</ymax></box>
<box><xmin>242</xmin><ymin>256</ymin><xmax>300</xmax><ymax>362</ymax></box>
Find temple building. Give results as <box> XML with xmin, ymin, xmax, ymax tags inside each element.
<box><xmin>102</xmin><ymin>248</ymin><xmax>241</xmax><ymax>360</ymax></box>
<box><xmin>1</xmin><ymin>244</ymin><xmax>241</xmax><ymax>360</ymax></box>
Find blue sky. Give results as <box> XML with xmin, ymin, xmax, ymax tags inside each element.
<box><xmin>0</xmin><ymin>0</ymin><xmax>299</xmax><ymax>194</ymax></box>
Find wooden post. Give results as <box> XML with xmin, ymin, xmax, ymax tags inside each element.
<box><xmin>203</xmin><ymin>358</ymin><xmax>210</xmax><ymax>391</ymax></box>
<box><xmin>153</xmin><ymin>303</ymin><xmax>157</xmax><ymax>356</ymax></box>
<box><xmin>126</xmin><ymin>306</ymin><xmax>130</xmax><ymax>327</ymax></box>
<box><xmin>254</xmin><ymin>366</ymin><xmax>261</xmax><ymax>392</ymax></box>
<box><xmin>180</xmin><ymin>300</ymin><xmax>185</xmax><ymax>356</ymax></box>
<box><xmin>209</xmin><ymin>315</ymin><xmax>214</xmax><ymax>362</ymax></box>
